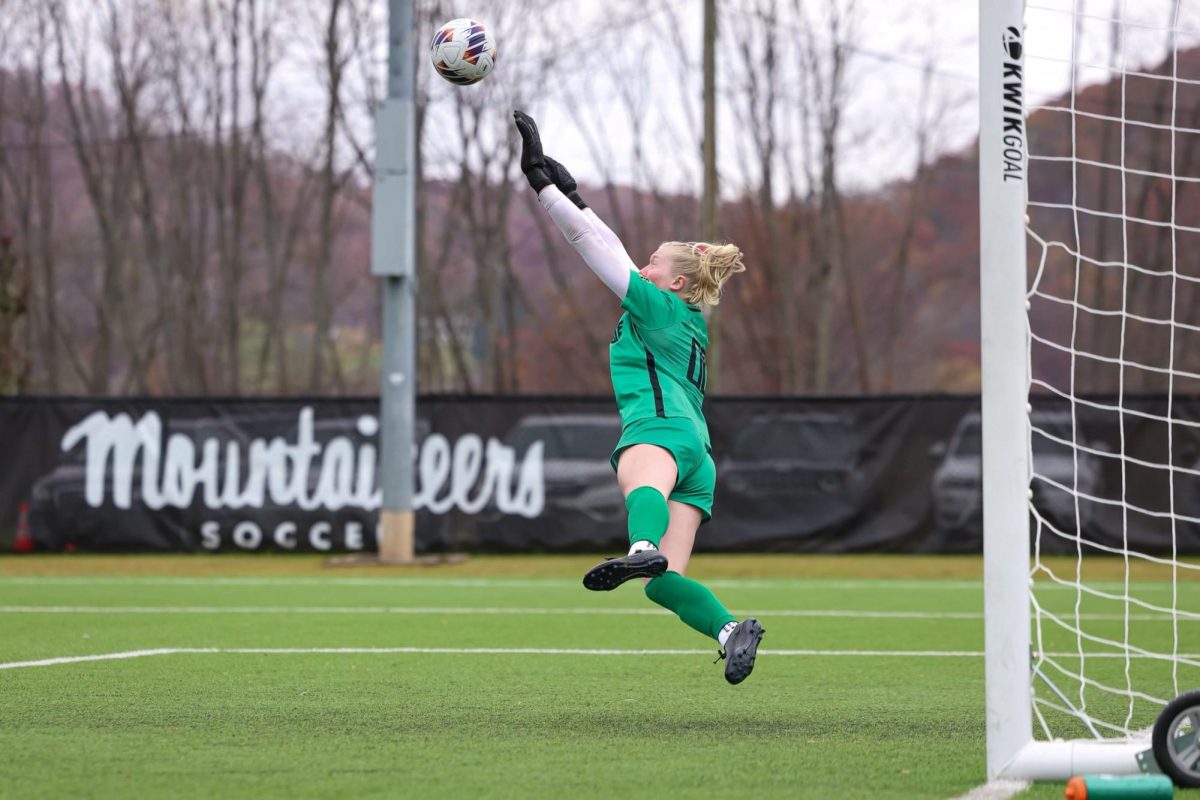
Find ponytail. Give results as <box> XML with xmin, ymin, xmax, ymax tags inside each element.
<box><xmin>661</xmin><ymin>241</ymin><xmax>746</xmax><ymax>306</ymax></box>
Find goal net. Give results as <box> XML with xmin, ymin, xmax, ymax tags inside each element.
<box><xmin>980</xmin><ymin>0</ymin><xmax>1200</xmax><ymax>780</ymax></box>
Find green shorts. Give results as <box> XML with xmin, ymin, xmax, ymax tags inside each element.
<box><xmin>610</xmin><ymin>416</ymin><xmax>715</xmax><ymax>522</ymax></box>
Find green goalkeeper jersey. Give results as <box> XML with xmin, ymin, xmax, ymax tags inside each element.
<box><xmin>610</xmin><ymin>275</ymin><xmax>711</xmax><ymax>450</ymax></box>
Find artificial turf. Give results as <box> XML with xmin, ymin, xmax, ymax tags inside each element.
<box><xmin>0</xmin><ymin>554</ymin><xmax>1196</xmax><ymax>799</ymax></box>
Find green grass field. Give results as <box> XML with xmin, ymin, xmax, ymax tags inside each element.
<box><xmin>1</xmin><ymin>554</ymin><xmax>1197</xmax><ymax>799</ymax></box>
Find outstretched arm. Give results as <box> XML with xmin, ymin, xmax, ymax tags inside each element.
<box><xmin>537</xmin><ymin>184</ymin><xmax>631</xmax><ymax>298</ymax></box>
<box><xmin>582</xmin><ymin>208</ymin><xmax>638</xmax><ymax>274</ymax></box>
<box><xmin>542</xmin><ymin>155</ymin><xmax>638</xmax><ymax>274</ymax></box>
<box><xmin>515</xmin><ymin>111</ymin><xmax>631</xmax><ymax>297</ymax></box>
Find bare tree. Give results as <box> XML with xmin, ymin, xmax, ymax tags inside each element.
<box><xmin>0</xmin><ymin>1</ymin><xmax>58</xmax><ymax>391</ymax></box>
<box><xmin>249</xmin><ymin>2</ymin><xmax>315</xmax><ymax>393</ymax></box>
<box><xmin>156</xmin><ymin>0</ymin><xmax>221</xmax><ymax>394</ymax></box>
<box><xmin>49</xmin><ymin>0</ymin><xmax>141</xmax><ymax>394</ymax></box>
<box><xmin>307</xmin><ymin>0</ymin><xmax>345</xmax><ymax>391</ymax></box>
<box><xmin>205</xmin><ymin>0</ymin><xmax>252</xmax><ymax>393</ymax></box>
<box><xmin>108</xmin><ymin>2</ymin><xmax>186</xmax><ymax>394</ymax></box>
<box><xmin>881</xmin><ymin>57</ymin><xmax>952</xmax><ymax>391</ymax></box>
<box><xmin>418</xmin><ymin>0</ymin><xmax>578</xmax><ymax>392</ymax></box>
<box><xmin>0</xmin><ymin>234</ymin><xmax>30</xmax><ymax>393</ymax></box>
<box><xmin>727</xmin><ymin>0</ymin><xmax>795</xmax><ymax>392</ymax></box>
<box><xmin>800</xmin><ymin>0</ymin><xmax>866</xmax><ymax>393</ymax></box>
<box><xmin>1</xmin><ymin>0</ymin><xmax>987</xmax><ymax>398</ymax></box>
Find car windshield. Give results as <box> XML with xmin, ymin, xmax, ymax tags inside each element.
<box><xmin>953</xmin><ymin>423</ymin><xmax>982</xmax><ymax>456</ymax></box>
<box><xmin>508</xmin><ymin>421</ymin><xmax>620</xmax><ymax>460</ymax></box>
<box><xmin>732</xmin><ymin>418</ymin><xmax>858</xmax><ymax>462</ymax></box>
<box><xmin>953</xmin><ymin>421</ymin><xmax>1076</xmax><ymax>458</ymax></box>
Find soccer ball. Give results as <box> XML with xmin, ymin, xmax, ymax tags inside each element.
<box><xmin>430</xmin><ymin>18</ymin><xmax>497</xmax><ymax>86</ymax></box>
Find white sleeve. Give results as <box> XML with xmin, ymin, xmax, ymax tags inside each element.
<box><xmin>583</xmin><ymin>208</ymin><xmax>639</xmax><ymax>274</ymax></box>
<box><xmin>538</xmin><ymin>186</ymin><xmax>631</xmax><ymax>299</ymax></box>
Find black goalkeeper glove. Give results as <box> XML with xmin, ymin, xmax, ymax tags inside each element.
<box><xmin>543</xmin><ymin>155</ymin><xmax>588</xmax><ymax>210</ymax></box>
<box><xmin>513</xmin><ymin>110</ymin><xmax>552</xmax><ymax>193</ymax></box>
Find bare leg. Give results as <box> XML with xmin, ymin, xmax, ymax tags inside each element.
<box><xmin>654</xmin><ymin>501</ymin><xmax>702</xmax><ymax>576</ymax></box>
<box><xmin>616</xmin><ymin>443</ymin><xmax>677</xmax><ymax>499</ymax></box>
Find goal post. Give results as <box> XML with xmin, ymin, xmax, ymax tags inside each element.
<box><xmin>979</xmin><ymin>0</ymin><xmax>1036</xmax><ymax>779</ymax></box>
<box><xmin>978</xmin><ymin>0</ymin><xmax>1179</xmax><ymax>780</ymax></box>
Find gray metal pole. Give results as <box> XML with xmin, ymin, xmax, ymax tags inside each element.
<box><xmin>701</xmin><ymin>0</ymin><xmax>720</xmax><ymax>392</ymax></box>
<box><xmin>372</xmin><ymin>0</ymin><xmax>417</xmax><ymax>562</ymax></box>
<box><xmin>701</xmin><ymin>0</ymin><xmax>717</xmax><ymax>243</ymax></box>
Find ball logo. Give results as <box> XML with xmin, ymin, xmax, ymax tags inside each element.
<box><xmin>1003</xmin><ymin>26</ymin><xmax>1022</xmax><ymax>60</ymax></box>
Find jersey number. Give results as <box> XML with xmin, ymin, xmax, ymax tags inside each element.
<box><xmin>686</xmin><ymin>338</ymin><xmax>707</xmax><ymax>393</ymax></box>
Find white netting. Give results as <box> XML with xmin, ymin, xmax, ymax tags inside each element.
<box><xmin>1022</xmin><ymin>0</ymin><xmax>1200</xmax><ymax>741</ymax></box>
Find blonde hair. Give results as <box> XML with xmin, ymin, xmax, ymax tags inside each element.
<box><xmin>660</xmin><ymin>241</ymin><xmax>746</xmax><ymax>306</ymax></box>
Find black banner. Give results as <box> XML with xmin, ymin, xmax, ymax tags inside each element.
<box><xmin>3</xmin><ymin>395</ymin><xmax>1199</xmax><ymax>554</ymax></box>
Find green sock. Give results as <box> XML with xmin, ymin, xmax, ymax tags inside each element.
<box><xmin>626</xmin><ymin>486</ymin><xmax>669</xmax><ymax>549</ymax></box>
<box><xmin>644</xmin><ymin>571</ymin><xmax>739</xmax><ymax>641</ymax></box>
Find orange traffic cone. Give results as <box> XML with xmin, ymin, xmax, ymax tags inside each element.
<box><xmin>13</xmin><ymin>501</ymin><xmax>33</xmax><ymax>553</ymax></box>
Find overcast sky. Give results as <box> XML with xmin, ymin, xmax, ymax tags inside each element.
<box><xmin>406</xmin><ymin>0</ymin><xmax>1200</xmax><ymax>197</ymax></box>
<box><xmin>417</xmin><ymin>0</ymin><xmax>985</xmax><ymax>195</ymax></box>
<box><xmin>245</xmin><ymin>0</ymin><xmax>987</xmax><ymax>195</ymax></box>
<box><xmin>21</xmin><ymin>0</ymin><xmax>1200</xmax><ymax>197</ymax></box>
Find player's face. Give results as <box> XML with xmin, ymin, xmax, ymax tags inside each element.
<box><xmin>639</xmin><ymin>248</ymin><xmax>681</xmax><ymax>292</ymax></box>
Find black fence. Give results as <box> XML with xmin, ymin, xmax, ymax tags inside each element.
<box><xmin>5</xmin><ymin>394</ymin><xmax>1199</xmax><ymax>554</ymax></box>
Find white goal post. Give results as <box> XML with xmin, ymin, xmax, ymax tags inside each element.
<box><xmin>979</xmin><ymin>0</ymin><xmax>1200</xmax><ymax>781</ymax></box>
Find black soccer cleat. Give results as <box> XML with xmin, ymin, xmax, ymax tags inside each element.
<box><xmin>719</xmin><ymin>618</ymin><xmax>765</xmax><ymax>685</ymax></box>
<box><xmin>582</xmin><ymin>550</ymin><xmax>668</xmax><ymax>591</ymax></box>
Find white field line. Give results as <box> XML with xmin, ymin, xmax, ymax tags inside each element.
<box><xmin>0</xmin><ymin>605</ymin><xmax>1194</xmax><ymax>622</ymax></box>
<box><xmin>0</xmin><ymin>649</ymin><xmax>186</xmax><ymax>670</ymax></box>
<box><xmin>0</xmin><ymin>576</ymin><xmax>987</xmax><ymax>589</ymax></box>
<box><xmin>0</xmin><ymin>604</ymin><xmax>970</xmax><ymax>618</ymax></box>
<box><xmin>4</xmin><ymin>647</ymin><xmax>1197</xmax><ymax>672</ymax></box>
<box><xmin>948</xmin><ymin>779</ymin><xmax>1030</xmax><ymax>800</ymax></box>
<box><xmin>0</xmin><ymin>575</ymin><xmax>1190</xmax><ymax>591</ymax></box>
<box><xmin>0</xmin><ymin>647</ymin><xmax>990</xmax><ymax>670</ymax></box>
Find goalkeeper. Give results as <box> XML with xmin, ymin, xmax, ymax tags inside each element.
<box><xmin>513</xmin><ymin>110</ymin><xmax>764</xmax><ymax>685</ymax></box>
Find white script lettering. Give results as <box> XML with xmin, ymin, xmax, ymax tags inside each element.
<box><xmin>59</xmin><ymin>409</ymin><xmax>545</xmax><ymax>518</ymax></box>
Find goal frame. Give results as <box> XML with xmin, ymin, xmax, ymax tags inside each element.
<box><xmin>978</xmin><ymin>0</ymin><xmax>1148</xmax><ymax>780</ymax></box>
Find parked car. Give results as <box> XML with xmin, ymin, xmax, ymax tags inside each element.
<box><xmin>716</xmin><ymin>412</ymin><xmax>880</xmax><ymax>533</ymax></box>
<box><xmin>465</xmin><ymin>412</ymin><xmax>626</xmax><ymax>551</ymax></box>
<box><xmin>929</xmin><ymin>410</ymin><xmax>1106</xmax><ymax>533</ymax></box>
<box><xmin>504</xmin><ymin>413</ymin><xmax>625</xmax><ymax>524</ymax></box>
